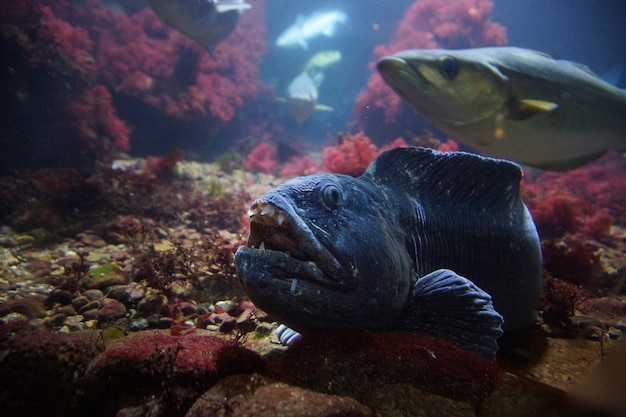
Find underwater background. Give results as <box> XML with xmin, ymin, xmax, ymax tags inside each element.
<box><xmin>1</xmin><ymin>1</ymin><xmax>625</xmax><ymax>416</ymax></box>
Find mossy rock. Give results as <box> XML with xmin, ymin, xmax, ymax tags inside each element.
<box><xmin>83</xmin><ymin>264</ymin><xmax>129</xmax><ymax>290</ymax></box>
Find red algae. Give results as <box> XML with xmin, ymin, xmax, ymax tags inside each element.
<box><xmin>270</xmin><ymin>330</ymin><xmax>505</xmax><ymax>406</ymax></box>
<box><xmin>82</xmin><ymin>331</ymin><xmax>266</xmax><ymax>416</ymax></box>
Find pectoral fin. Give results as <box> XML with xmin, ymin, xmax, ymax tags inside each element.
<box><xmin>401</xmin><ymin>269</ymin><xmax>503</xmax><ymax>358</ymax></box>
<box><xmin>508</xmin><ymin>99</ymin><xmax>558</xmax><ymax>120</ymax></box>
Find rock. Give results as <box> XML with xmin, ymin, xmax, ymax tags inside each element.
<box><xmin>78</xmin><ymin>300</ymin><xmax>101</xmax><ymax>314</ymax></box>
<box><xmin>83</xmin><ymin>289</ymin><xmax>104</xmax><ymax>301</ymax></box>
<box><xmin>83</xmin><ymin>264</ymin><xmax>129</xmax><ymax>290</ymax></box>
<box><xmin>97</xmin><ymin>298</ymin><xmax>127</xmax><ymax>322</ymax></box>
<box><xmin>82</xmin><ymin>332</ymin><xmax>266</xmax><ymax>417</ymax></box>
<box><xmin>58</xmin><ymin>304</ymin><xmax>77</xmax><ymax>317</ymax></box>
<box><xmin>186</xmin><ymin>374</ymin><xmax>372</xmax><ymax>417</ymax></box>
<box><xmin>479</xmin><ymin>375</ymin><xmax>570</xmax><ymax>417</ymax></box>
<box><xmin>178</xmin><ymin>300</ymin><xmax>198</xmax><ymax>315</ymax></box>
<box><xmin>271</xmin><ymin>330</ymin><xmax>505</xmax><ymax>406</ymax></box>
<box><xmin>137</xmin><ymin>293</ymin><xmax>168</xmax><ymax>316</ymax></box>
<box><xmin>72</xmin><ymin>295</ymin><xmax>90</xmax><ymax>311</ymax></box>
<box><xmin>43</xmin><ymin>312</ymin><xmax>66</xmax><ymax>327</ymax></box>
<box><xmin>107</xmin><ymin>283</ymin><xmax>145</xmax><ymax>306</ymax></box>
<box><xmin>367</xmin><ymin>383</ymin><xmax>475</xmax><ymax>417</ymax></box>
<box><xmin>0</xmin><ymin>297</ymin><xmax>46</xmax><ymax>319</ymax></box>
<box><xmin>82</xmin><ymin>308</ymin><xmax>99</xmax><ymax>321</ymax></box>
<box><xmin>0</xmin><ymin>327</ymin><xmax>101</xmax><ymax>416</ymax></box>
<box><xmin>129</xmin><ymin>318</ymin><xmax>149</xmax><ymax>331</ymax></box>
<box><xmin>77</xmin><ymin>233</ymin><xmax>106</xmax><ymax>248</ymax></box>
<box><xmin>47</xmin><ymin>289</ymin><xmax>74</xmax><ymax>306</ymax></box>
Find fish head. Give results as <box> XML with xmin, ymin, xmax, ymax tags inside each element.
<box><xmin>377</xmin><ymin>49</ymin><xmax>509</xmax><ymax>130</ymax></box>
<box><xmin>235</xmin><ymin>174</ymin><xmax>413</xmax><ymax>333</ymax></box>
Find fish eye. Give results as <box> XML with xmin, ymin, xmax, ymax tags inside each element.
<box><xmin>438</xmin><ymin>56</ymin><xmax>458</xmax><ymax>80</ymax></box>
<box><xmin>321</xmin><ymin>184</ymin><xmax>342</xmax><ymax>210</ymax></box>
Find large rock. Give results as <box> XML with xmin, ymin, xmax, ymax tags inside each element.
<box><xmin>186</xmin><ymin>373</ymin><xmax>373</xmax><ymax>417</ymax></box>
<box><xmin>271</xmin><ymin>330</ymin><xmax>504</xmax><ymax>406</ymax></box>
<box><xmin>82</xmin><ymin>331</ymin><xmax>266</xmax><ymax>416</ymax></box>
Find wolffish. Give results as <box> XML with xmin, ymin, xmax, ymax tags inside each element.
<box><xmin>234</xmin><ymin>147</ymin><xmax>543</xmax><ymax>357</ymax></box>
<box><xmin>377</xmin><ymin>47</ymin><xmax>626</xmax><ymax>171</ymax></box>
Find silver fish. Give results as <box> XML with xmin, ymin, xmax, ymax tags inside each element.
<box><xmin>148</xmin><ymin>0</ymin><xmax>251</xmax><ymax>51</ymax></box>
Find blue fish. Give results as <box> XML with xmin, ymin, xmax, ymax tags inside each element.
<box><xmin>235</xmin><ymin>147</ymin><xmax>543</xmax><ymax>357</ymax></box>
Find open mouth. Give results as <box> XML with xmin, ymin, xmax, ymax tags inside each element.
<box><xmin>243</xmin><ymin>200</ymin><xmax>348</xmax><ymax>289</ymax></box>
<box><xmin>247</xmin><ymin>201</ymin><xmax>313</xmax><ymax>261</ymax></box>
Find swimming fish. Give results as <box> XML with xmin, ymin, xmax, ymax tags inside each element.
<box><xmin>148</xmin><ymin>0</ymin><xmax>251</xmax><ymax>51</ymax></box>
<box><xmin>303</xmin><ymin>50</ymin><xmax>342</xmax><ymax>78</ymax></box>
<box><xmin>377</xmin><ymin>47</ymin><xmax>626</xmax><ymax>171</ymax></box>
<box><xmin>235</xmin><ymin>147</ymin><xmax>543</xmax><ymax>357</ymax></box>
<box><xmin>276</xmin><ymin>10</ymin><xmax>347</xmax><ymax>50</ymax></box>
<box><xmin>278</xmin><ymin>72</ymin><xmax>333</xmax><ymax>124</ymax></box>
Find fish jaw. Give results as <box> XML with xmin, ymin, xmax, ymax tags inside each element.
<box><xmin>237</xmin><ymin>196</ymin><xmax>352</xmax><ymax>291</ymax></box>
<box><xmin>376</xmin><ymin>56</ymin><xmax>446</xmax><ymax>122</ymax></box>
<box><xmin>377</xmin><ymin>50</ymin><xmax>508</xmax><ymax>133</ymax></box>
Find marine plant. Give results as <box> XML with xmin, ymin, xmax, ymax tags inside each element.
<box><xmin>1</xmin><ymin>0</ymin><xmax>268</xmax><ymax>172</ymax></box>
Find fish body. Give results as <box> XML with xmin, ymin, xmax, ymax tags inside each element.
<box><xmin>377</xmin><ymin>47</ymin><xmax>626</xmax><ymax>171</ymax></box>
<box><xmin>281</xmin><ymin>72</ymin><xmax>333</xmax><ymax>124</ymax></box>
<box><xmin>276</xmin><ymin>10</ymin><xmax>347</xmax><ymax>50</ymax></box>
<box><xmin>235</xmin><ymin>147</ymin><xmax>543</xmax><ymax>357</ymax></box>
<box><xmin>148</xmin><ymin>0</ymin><xmax>251</xmax><ymax>51</ymax></box>
<box><xmin>303</xmin><ymin>50</ymin><xmax>342</xmax><ymax>77</ymax></box>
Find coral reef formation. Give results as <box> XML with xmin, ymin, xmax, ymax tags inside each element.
<box><xmin>0</xmin><ymin>0</ymin><xmax>267</xmax><ymax>172</ymax></box>
<box><xmin>353</xmin><ymin>0</ymin><xmax>507</xmax><ymax>143</ymax></box>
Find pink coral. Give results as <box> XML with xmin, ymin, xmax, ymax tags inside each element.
<box><xmin>522</xmin><ymin>152</ymin><xmax>626</xmax><ymax>240</ymax></box>
<box><xmin>353</xmin><ymin>0</ymin><xmax>507</xmax><ymax>135</ymax></box>
<box><xmin>65</xmin><ymin>85</ymin><xmax>132</xmax><ymax>153</ymax></box>
<box><xmin>245</xmin><ymin>142</ymin><xmax>278</xmax><ymax>174</ymax></box>
<box><xmin>0</xmin><ymin>0</ymin><xmax>131</xmax><ymax>168</ymax></box>
<box><xmin>321</xmin><ymin>133</ymin><xmax>408</xmax><ymax>176</ymax></box>
<box><xmin>322</xmin><ymin>132</ymin><xmax>380</xmax><ymax>176</ymax></box>
<box><xmin>279</xmin><ymin>155</ymin><xmax>321</xmax><ymax>178</ymax></box>
<box><xmin>74</xmin><ymin>0</ymin><xmax>267</xmax><ymax>124</ymax></box>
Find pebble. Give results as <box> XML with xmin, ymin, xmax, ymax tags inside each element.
<box><xmin>58</xmin><ymin>305</ymin><xmax>77</xmax><ymax>316</ymax></box>
<box><xmin>48</xmin><ymin>289</ymin><xmax>74</xmax><ymax>306</ymax></box>
<box><xmin>82</xmin><ymin>309</ymin><xmax>99</xmax><ymax>321</ymax></box>
<box><xmin>83</xmin><ymin>264</ymin><xmax>129</xmax><ymax>290</ymax></box>
<box><xmin>72</xmin><ymin>295</ymin><xmax>90</xmax><ymax>311</ymax></box>
<box><xmin>83</xmin><ymin>289</ymin><xmax>104</xmax><ymax>301</ymax></box>
<box><xmin>215</xmin><ymin>300</ymin><xmax>238</xmax><ymax>314</ymax></box>
<box><xmin>44</xmin><ymin>312</ymin><xmax>66</xmax><ymax>327</ymax></box>
<box><xmin>129</xmin><ymin>318</ymin><xmax>149</xmax><ymax>331</ymax></box>
<box><xmin>79</xmin><ymin>300</ymin><xmax>101</xmax><ymax>314</ymax></box>
<box><xmin>64</xmin><ymin>315</ymin><xmax>85</xmax><ymax>331</ymax></box>
<box><xmin>607</xmin><ymin>328</ymin><xmax>623</xmax><ymax>340</ymax></box>
<box><xmin>137</xmin><ymin>294</ymin><xmax>168</xmax><ymax>315</ymax></box>
<box><xmin>97</xmin><ymin>298</ymin><xmax>128</xmax><ymax>322</ymax></box>
<box><xmin>0</xmin><ymin>312</ymin><xmax>29</xmax><ymax>324</ymax></box>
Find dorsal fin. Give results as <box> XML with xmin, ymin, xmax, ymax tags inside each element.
<box><xmin>364</xmin><ymin>147</ymin><xmax>523</xmax><ymax>210</ymax></box>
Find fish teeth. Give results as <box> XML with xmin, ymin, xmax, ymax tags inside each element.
<box><xmin>259</xmin><ymin>241</ymin><xmax>266</xmax><ymax>252</ymax></box>
<box><xmin>261</xmin><ymin>205</ymin><xmax>275</xmax><ymax>216</ymax></box>
<box><xmin>247</xmin><ymin>207</ymin><xmax>259</xmax><ymax>217</ymax></box>
<box><xmin>276</xmin><ymin>212</ymin><xmax>286</xmax><ymax>226</ymax></box>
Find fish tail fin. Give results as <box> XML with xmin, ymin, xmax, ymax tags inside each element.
<box><xmin>401</xmin><ymin>269</ymin><xmax>503</xmax><ymax>358</ymax></box>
